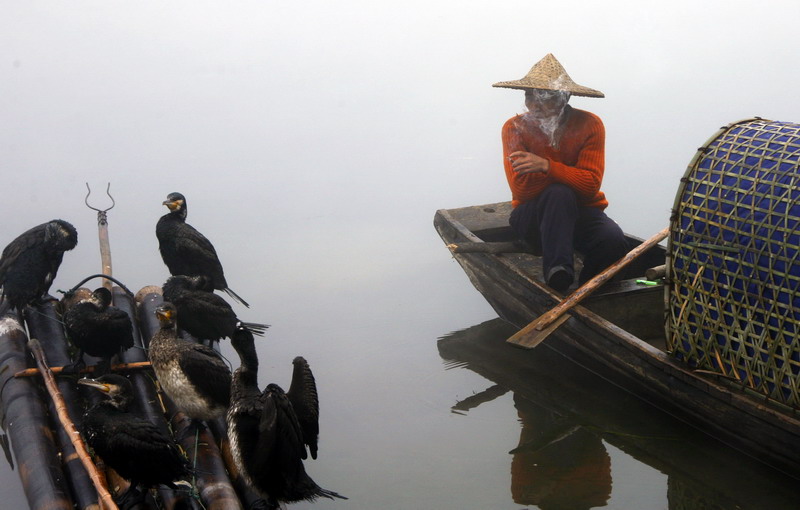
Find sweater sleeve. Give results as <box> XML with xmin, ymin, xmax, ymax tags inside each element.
<box><xmin>547</xmin><ymin>116</ymin><xmax>605</xmax><ymax>202</ymax></box>
<box><xmin>501</xmin><ymin>117</ymin><xmax>548</xmax><ymax>206</ymax></box>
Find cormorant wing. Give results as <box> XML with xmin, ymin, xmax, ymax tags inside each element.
<box><xmin>104</xmin><ymin>413</ymin><xmax>179</xmax><ymax>456</ymax></box>
<box><xmin>254</xmin><ymin>391</ymin><xmax>278</xmax><ymax>454</ymax></box>
<box><xmin>0</xmin><ymin>223</ymin><xmax>47</xmax><ymax>281</ymax></box>
<box><xmin>63</xmin><ymin>301</ymin><xmax>100</xmax><ymax>341</ymax></box>
<box><xmin>266</xmin><ymin>387</ymin><xmax>307</xmax><ymax>462</ymax></box>
<box><xmin>172</xmin><ymin>224</ymin><xmax>224</xmax><ymax>274</ymax></box>
<box><xmin>183</xmin><ymin>290</ymin><xmax>236</xmax><ymax>323</ymax></box>
<box><xmin>177</xmin><ymin>343</ymin><xmax>231</xmax><ymax>406</ymax></box>
<box><xmin>287</xmin><ymin>358</ymin><xmax>320</xmax><ymax>459</ymax></box>
<box><xmin>100</xmin><ymin>307</ymin><xmax>135</xmax><ymax>349</ymax></box>
<box><xmin>95</xmin><ymin>412</ymin><xmax>188</xmax><ymax>484</ymax></box>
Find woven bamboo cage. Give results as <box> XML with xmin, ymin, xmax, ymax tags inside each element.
<box><xmin>667</xmin><ymin>117</ymin><xmax>800</xmax><ymax>410</ymax></box>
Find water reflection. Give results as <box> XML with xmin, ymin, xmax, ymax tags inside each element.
<box><xmin>438</xmin><ymin>318</ymin><xmax>800</xmax><ymax>510</ymax></box>
<box><xmin>510</xmin><ymin>396</ymin><xmax>611</xmax><ymax>510</ymax></box>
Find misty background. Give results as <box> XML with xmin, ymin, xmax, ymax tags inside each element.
<box><xmin>4</xmin><ymin>2</ymin><xmax>800</xmax><ymax>294</ymax></box>
<box><xmin>3</xmin><ymin>2</ymin><xmax>800</xmax><ymax>509</ymax></box>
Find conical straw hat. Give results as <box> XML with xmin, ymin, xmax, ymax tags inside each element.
<box><xmin>492</xmin><ymin>53</ymin><xmax>604</xmax><ymax>98</ymax></box>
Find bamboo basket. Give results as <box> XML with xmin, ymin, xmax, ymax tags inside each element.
<box><xmin>667</xmin><ymin>117</ymin><xmax>800</xmax><ymax>409</ymax></box>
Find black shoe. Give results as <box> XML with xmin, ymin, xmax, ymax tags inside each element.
<box><xmin>547</xmin><ymin>269</ymin><xmax>573</xmax><ymax>294</ymax></box>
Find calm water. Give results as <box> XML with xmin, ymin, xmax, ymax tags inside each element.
<box><xmin>1</xmin><ymin>213</ymin><xmax>800</xmax><ymax>509</ymax></box>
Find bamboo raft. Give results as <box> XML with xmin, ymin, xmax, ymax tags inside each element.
<box><xmin>0</xmin><ymin>286</ymin><xmax>271</xmax><ymax>510</ymax></box>
<box><xmin>0</xmin><ymin>186</ymin><xmax>271</xmax><ymax>510</ymax></box>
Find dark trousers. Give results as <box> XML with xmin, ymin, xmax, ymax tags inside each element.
<box><xmin>509</xmin><ymin>183</ymin><xmax>629</xmax><ymax>284</ymax></box>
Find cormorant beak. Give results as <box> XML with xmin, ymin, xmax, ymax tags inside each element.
<box><xmin>156</xmin><ymin>307</ymin><xmax>174</xmax><ymax>321</ymax></box>
<box><xmin>77</xmin><ymin>378</ymin><xmax>112</xmax><ymax>393</ymax></box>
<box><xmin>162</xmin><ymin>199</ymin><xmax>183</xmax><ymax>211</ymax></box>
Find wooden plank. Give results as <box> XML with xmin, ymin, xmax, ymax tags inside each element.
<box><xmin>446</xmin><ymin>241</ymin><xmax>533</xmax><ymax>254</ymax></box>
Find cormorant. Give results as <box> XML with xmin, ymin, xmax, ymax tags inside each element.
<box><xmin>227</xmin><ymin>327</ymin><xmax>346</xmax><ymax>504</ymax></box>
<box><xmin>78</xmin><ymin>374</ymin><xmax>191</xmax><ymax>507</ymax></box>
<box><xmin>63</xmin><ymin>287</ymin><xmax>134</xmax><ymax>375</ymax></box>
<box><xmin>287</xmin><ymin>356</ymin><xmax>319</xmax><ymax>460</ymax></box>
<box><xmin>148</xmin><ymin>302</ymin><xmax>231</xmax><ymax>422</ymax></box>
<box><xmin>156</xmin><ymin>192</ymin><xmax>249</xmax><ymax>307</ymax></box>
<box><xmin>162</xmin><ymin>275</ymin><xmax>268</xmax><ymax>343</ymax></box>
<box><xmin>0</xmin><ymin>219</ymin><xmax>78</xmax><ymax>310</ymax></box>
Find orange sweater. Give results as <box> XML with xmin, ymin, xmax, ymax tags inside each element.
<box><xmin>502</xmin><ymin>106</ymin><xmax>608</xmax><ymax>210</ymax></box>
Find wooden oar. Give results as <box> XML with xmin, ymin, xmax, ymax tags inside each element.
<box><xmin>507</xmin><ymin>227</ymin><xmax>670</xmax><ymax>349</ymax></box>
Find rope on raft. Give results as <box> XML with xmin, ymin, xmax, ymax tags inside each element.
<box><xmin>62</xmin><ymin>274</ymin><xmax>135</xmax><ymax>299</ymax></box>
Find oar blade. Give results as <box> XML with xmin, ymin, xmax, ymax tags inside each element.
<box><xmin>507</xmin><ymin>313</ymin><xmax>571</xmax><ymax>348</ymax></box>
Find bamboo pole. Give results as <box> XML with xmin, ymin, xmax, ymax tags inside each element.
<box><xmin>136</xmin><ymin>288</ymin><xmax>243</xmax><ymax>510</ymax></box>
<box><xmin>27</xmin><ymin>337</ymin><xmax>118</xmax><ymax>510</ymax></box>
<box><xmin>207</xmin><ymin>418</ymin><xmax>270</xmax><ymax>509</ymax></box>
<box><xmin>26</xmin><ymin>300</ymin><xmax>103</xmax><ymax>510</ymax></box>
<box><xmin>84</xmin><ymin>183</ymin><xmax>114</xmax><ymax>292</ymax></box>
<box><xmin>97</xmin><ymin>213</ymin><xmax>112</xmax><ymax>291</ymax></box>
<box><xmin>0</xmin><ymin>311</ymin><xmax>73</xmax><ymax>510</ymax></box>
<box><xmin>645</xmin><ymin>264</ymin><xmax>667</xmax><ymax>281</ymax></box>
<box><xmin>113</xmin><ymin>287</ymin><xmax>200</xmax><ymax>510</ymax></box>
<box><xmin>14</xmin><ymin>361</ymin><xmax>152</xmax><ymax>379</ymax></box>
<box><xmin>84</xmin><ymin>187</ymin><xmax>165</xmax><ymax>508</ymax></box>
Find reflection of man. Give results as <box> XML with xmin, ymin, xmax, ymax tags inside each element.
<box><xmin>494</xmin><ymin>54</ymin><xmax>628</xmax><ymax>293</ymax></box>
<box><xmin>510</xmin><ymin>394</ymin><xmax>611</xmax><ymax>510</ymax></box>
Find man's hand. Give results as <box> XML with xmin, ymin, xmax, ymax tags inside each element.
<box><xmin>508</xmin><ymin>151</ymin><xmax>549</xmax><ymax>175</ymax></box>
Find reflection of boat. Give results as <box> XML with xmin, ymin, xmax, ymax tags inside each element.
<box><xmin>434</xmin><ymin>202</ymin><xmax>800</xmax><ymax>478</ymax></box>
<box><xmin>437</xmin><ymin>319</ymin><xmax>800</xmax><ymax>509</ymax></box>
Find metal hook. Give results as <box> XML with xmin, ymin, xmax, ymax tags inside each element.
<box><xmin>84</xmin><ymin>182</ymin><xmax>116</xmax><ymax>213</ymax></box>
<box><xmin>85</xmin><ymin>183</ymin><xmax>115</xmax><ymax>226</ymax></box>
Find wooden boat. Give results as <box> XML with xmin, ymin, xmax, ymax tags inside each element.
<box><xmin>434</xmin><ymin>201</ymin><xmax>800</xmax><ymax>479</ymax></box>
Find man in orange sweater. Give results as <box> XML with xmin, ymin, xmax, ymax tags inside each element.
<box><xmin>494</xmin><ymin>54</ymin><xmax>628</xmax><ymax>293</ymax></box>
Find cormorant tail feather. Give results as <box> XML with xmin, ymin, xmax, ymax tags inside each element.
<box><xmin>241</xmin><ymin>322</ymin><xmax>270</xmax><ymax>337</ymax></box>
<box><xmin>223</xmin><ymin>287</ymin><xmax>249</xmax><ymax>308</ymax></box>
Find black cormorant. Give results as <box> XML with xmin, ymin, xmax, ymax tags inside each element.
<box><xmin>287</xmin><ymin>356</ymin><xmax>319</xmax><ymax>460</ymax></box>
<box><xmin>162</xmin><ymin>275</ymin><xmax>268</xmax><ymax>343</ymax></box>
<box><xmin>63</xmin><ymin>287</ymin><xmax>134</xmax><ymax>374</ymax></box>
<box><xmin>227</xmin><ymin>327</ymin><xmax>346</xmax><ymax>504</ymax></box>
<box><xmin>156</xmin><ymin>192</ymin><xmax>249</xmax><ymax>307</ymax></box>
<box><xmin>0</xmin><ymin>219</ymin><xmax>77</xmax><ymax>310</ymax></box>
<box><xmin>78</xmin><ymin>374</ymin><xmax>191</xmax><ymax>507</ymax></box>
<box><xmin>148</xmin><ymin>302</ymin><xmax>231</xmax><ymax>421</ymax></box>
